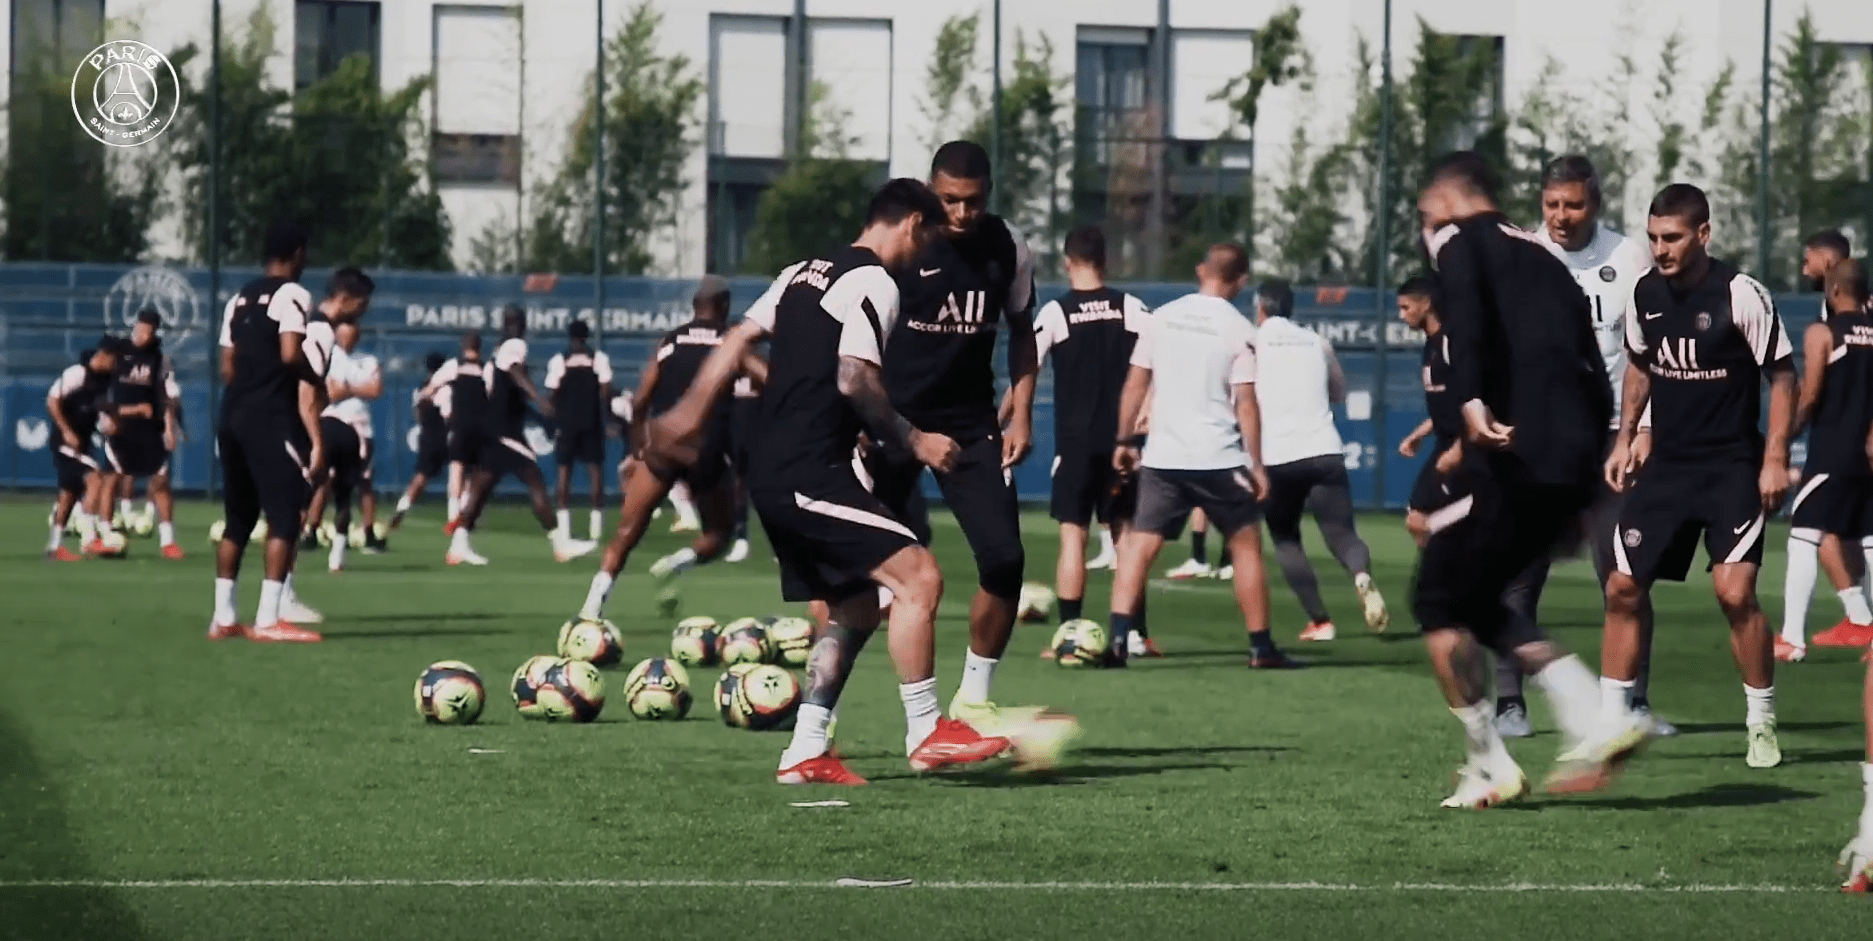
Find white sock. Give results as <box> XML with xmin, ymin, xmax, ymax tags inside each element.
<box><xmin>451</xmin><ymin>527</ymin><xmax>472</xmax><ymax>554</ymax></box>
<box><xmin>158</xmin><ymin>521</ymin><xmax>175</xmax><ymax>546</ymax></box>
<box><xmin>446</xmin><ymin>494</ymin><xmax>459</xmax><ymax>520</ymax></box>
<box><xmin>282</xmin><ymin>573</ymin><xmax>298</xmax><ymax>606</ymax></box>
<box><xmin>77</xmin><ymin>512</ymin><xmax>97</xmax><ymax>541</ymax></box>
<box><xmin>119</xmin><ymin>499</ymin><xmax>135</xmax><ymax>520</ymax></box>
<box><xmin>663</xmin><ymin>547</ymin><xmax>699</xmax><ymax>574</ymax></box>
<box><xmin>1097</xmin><ymin>528</ymin><xmax>1116</xmax><ymax>558</ymax></box>
<box><xmin>878</xmin><ymin>585</ymin><xmax>895</xmax><ymax>609</ymax></box>
<box><xmin>779</xmin><ymin>703</ymin><xmax>835</xmax><ymax>769</ymax></box>
<box><xmin>1842</xmin><ymin>588</ymin><xmax>1873</xmax><ymax>626</ymax></box>
<box><xmin>1451</xmin><ymin>700</ymin><xmax>1515</xmax><ymax>771</ymax></box>
<box><xmin>958</xmin><ymin>650</ymin><xmax>997</xmax><ymax>704</ymax></box>
<box><xmin>1863</xmin><ymin>540</ymin><xmax>1873</xmax><ymax>600</ymax></box>
<box><xmin>213</xmin><ymin>577</ymin><xmax>238</xmax><ymax>626</ymax></box>
<box><xmin>329</xmin><ymin>541</ymin><xmax>347</xmax><ymax>571</ymax></box>
<box><xmin>47</xmin><ymin>524</ymin><xmax>62</xmax><ymax>552</ymax></box>
<box><xmin>1600</xmin><ymin>675</ymin><xmax>1637</xmax><ymax>722</ymax></box>
<box><xmin>555</xmin><ymin>509</ymin><xmax>570</xmax><ymax>537</ymax></box>
<box><xmin>256</xmin><ymin>579</ymin><xmax>284</xmax><ymax>629</ymax></box>
<box><xmin>1782</xmin><ymin>533</ymin><xmax>1820</xmax><ymax>645</ymax></box>
<box><xmin>900</xmin><ymin>677</ymin><xmax>940</xmax><ymax>753</ymax></box>
<box><xmin>581</xmin><ymin>572</ymin><xmax>614</xmax><ymax>620</ymax></box>
<box><xmin>1860</xmin><ymin>764</ymin><xmax>1873</xmax><ymax>836</ymax></box>
<box><xmin>395</xmin><ymin>493</ymin><xmax>413</xmax><ymax>514</ymax></box>
<box><xmin>1744</xmin><ymin>684</ymin><xmax>1775</xmax><ymax>727</ymax></box>
<box><xmin>1533</xmin><ymin>655</ymin><xmax>1601</xmax><ymax>744</ymax></box>
<box><xmin>589</xmin><ymin>510</ymin><xmax>603</xmax><ymax>541</ymax></box>
<box><xmin>143</xmin><ymin>499</ymin><xmax>156</xmax><ymax>517</ymax></box>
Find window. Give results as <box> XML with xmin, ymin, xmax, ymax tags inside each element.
<box><xmin>432</xmin><ymin>4</ymin><xmax>523</xmax><ymax>186</ymax></box>
<box><xmin>1075</xmin><ymin>28</ymin><xmax>1151</xmax><ymax>168</ymax></box>
<box><xmin>10</xmin><ymin>0</ymin><xmax>102</xmax><ymax>80</ymax></box>
<box><xmin>296</xmin><ymin>0</ymin><xmax>381</xmax><ymax>91</ymax></box>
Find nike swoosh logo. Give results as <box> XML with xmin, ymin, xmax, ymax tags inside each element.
<box><xmin>1643</xmin><ymin>312</ymin><xmax>1663</xmax><ymax>320</ymax></box>
<box><xmin>1733</xmin><ymin>521</ymin><xmax>1751</xmax><ymax>534</ymax></box>
<box><xmin>920</xmin><ymin>268</ymin><xmax>941</xmax><ymax>277</ymax></box>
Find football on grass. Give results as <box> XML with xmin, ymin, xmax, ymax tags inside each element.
<box><xmin>717</xmin><ymin>618</ymin><xmax>773</xmax><ymax>666</ymax></box>
<box><xmin>671</xmin><ymin>616</ymin><xmax>721</xmax><ymax>667</ymax></box>
<box><xmin>511</xmin><ymin>655</ymin><xmax>561</xmax><ymax>719</ymax></box>
<box><xmin>1017</xmin><ymin>582</ymin><xmax>1056</xmax><ymax>623</ymax></box>
<box><xmin>1052</xmin><ymin>619</ymin><xmax>1109</xmax><ymax>667</ymax></box>
<box><xmin>726</xmin><ymin>664</ymin><xmax>801</xmax><ymax>731</ymax></box>
<box><xmin>715</xmin><ymin>663</ymin><xmax>760</xmax><ymax>727</ymax></box>
<box><xmin>536</xmin><ymin>659</ymin><xmax>606</xmax><ymax>722</ymax></box>
<box><xmin>414</xmin><ymin>661</ymin><xmax>485</xmax><ymax>725</ymax></box>
<box><xmin>623</xmin><ymin>657</ymin><xmax>693</xmax><ymax>720</ymax></box>
<box><xmin>767</xmin><ymin>617</ymin><xmax>814</xmax><ymax>667</ymax></box>
<box><xmin>558</xmin><ymin>618</ymin><xmax>625</xmax><ymax>668</ymax></box>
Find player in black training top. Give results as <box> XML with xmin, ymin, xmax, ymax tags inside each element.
<box><xmin>1601</xmin><ymin>183</ymin><xmax>1794</xmax><ymax>773</ymax></box>
<box><xmin>45</xmin><ymin>338</ymin><xmax>134</xmax><ymax>560</ymax></box>
<box><xmin>389</xmin><ymin>352</ymin><xmax>452</xmax><ymax>531</ymax></box>
<box><xmin>871</xmin><ymin>140</ymin><xmax>1039</xmax><ymax>732</ymax></box>
<box><xmin>1031</xmin><ymin>224</ymin><xmax>1153</xmax><ymax>650</ymax></box>
<box><xmin>446</xmin><ymin>307</ymin><xmax>598</xmax><ymax>565</ymax></box>
<box><xmin>572</xmin><ymin>276</ymin><xmax>758</xmax><ymax>622</ymax></box>
<box><xmin>1396</xmin><ymin>276</ymin><xmax>1466</xmax><ymax>539</ymax></box>
<box><xmin>641</xmin><ymin>177</ymin><xmax>1010</xmax><ymax>786</ymax></box>
<box><xmin>105</xmin><ymin>308</ymin><xmax>184</xmax><ymax>558</ymax></box>
<box><xmin>426</xmin><ymin>332</ymin><xmax>489</xmax><ymax>524</ymax></box>
<box><xmin>1410</xmin><ymin>153</ymin><xmax>1626</xmax><ymax>807</ymax></box>
<box><xmin>1784</xmin><ymin>258</ymin><xmax>1873</xmax><ymax>655</ymax></box>
<box><xmin>546</xmin><ymin>319</ymin><xmax>613</xmax><ymax>543</ymax></box>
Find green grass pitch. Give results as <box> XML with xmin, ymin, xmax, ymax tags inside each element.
<box><xmin>1</xmin><ymin>495</ymin><xmax>1869</xmax><ymax>940</ymax></box>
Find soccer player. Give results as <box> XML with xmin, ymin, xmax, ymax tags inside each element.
<box><xmin>46</xmin><ymin>339</ymin><xmax>134</xmax><ymax>560</ymax></box>
<box><xmin>447</xmin><ymin>307</ymin><xmax>598</xmax><ymax>565</ymax></box>
<box><xmin>1803</xmin><ymin>230</ymin><xmax>1852</xmax><ymax>308</ymax></box>
<box><xmin>388</xmin><ymin>352</ymin><xmax>452</xmax><ymax>530</ymax></box>
<box><xmin>315</xmin><ymin>306</ymin><xmax>383</xmax><ymax>571</ymax></box>
<box><xmin>1031</xmin><ymin>224</ymin><xmax>1156</xmax><ymax>654</ymax></box>
<box><xmin>1411</xmin><ymin>152</ymin><xmax>1627</xmax><ymax>806</ymax></box>
<box><xmin>1250</xmin><ymin>278</ymin><xmax>1388</xmax><ymax>641</ymax></box>
<box><xmin>1783</xmin><ymin>260</ymin><xmax>1873</xmax><ymax>657</ymax></box>
<box><xmin>1845</xmin><ymin>656</ymin><xmax>1873</xmax><ymax>891</ymax></box>
<box><xmin>1396</xmin><ymin>276</ymin><xmax>1461</xmax><ymax>546</ymax></box>
<box><xmin>1164</xmin><ymin>510</ymin><xmax>1215</xmax><ymax>579</ymax></box>
<box><xmin>723</xmin><ymin>368</ymin><xmax>763</xmax><ymax>563</ymax></box>
<box><xmin>423</xmin><ymin>332</ymin><xmax>489</xmax><ymax>524</ymax></box>
<box><xmin>577</xmin><ymin>276</ymin><xmax>753</xmax><ymax>621</ymax></box>
<box><xmin>867</xmin><ymin>140</ymin><xmax>1038</xmax><ymax>734</ymax></box>
<box><xmin>641</xmin><ymin>178</ymin><xmax>1011</xmax><ymax>784</ymax></box>
<box><xmin>1602</xmin><ymin>183</ymin><xmax>1794</xmax><ymax>771</ymax></box>
<box><xmin>546</xmin><ymin>319</ymin><xmax>612</xmax><ymax>543</ymax></box>
<box><xmin>105</xmin><ymin>309</ymin><xmax>184</xmax><ymax>558</ymax></box>
<box><xmin>209</xmin><ymin>223</ymin><xmax>347</xmax><ymax>642</ymax></box>
<box><xmin>1106</xmin><ymin>243</ymin><xmax>1295</xmax><ymax>670</ymax></box>
<box><xmin>1530</xmin><ymin>154</ymin><xmax>1674</xmax><ymax>737</ymax></box>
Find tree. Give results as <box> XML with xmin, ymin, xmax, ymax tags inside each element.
<box><xmin>1213</xmin><ymin>3</ymin><xmax>1308</xmax><ymax>273</ymax></box>
<box><xmin>918</xmin><ymin>14</ymin><xmax>984</xmax><ymax>155</ymax></box>
<box><xmin>486</xmin><ymin>0</ymin><xmax>703</xmax><ymax>275</ymax></box>
<box><xmin>1254</xmin><ymin>53</ymin><xmax>1358</xmax><ymax>282</ymax></box>
<box><xmin>171</xmin><ymin>7</ymin><xmax>452</xmax><ymax>269</ymax></box>
<box><xmin>743</xmin><ymin>82</ymin><xmax>877</xmax><ymax>275</ymax></box>
<box><xmin>965</xmin><ymin>32</ymin><xmax>1072</xmax><ymax>272</ymax></box>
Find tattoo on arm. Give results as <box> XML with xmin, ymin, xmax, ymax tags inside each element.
<box><xmin>837</xmin><ymin>357</ymin><xmax>914</xmax><ymax>454</ymax></box>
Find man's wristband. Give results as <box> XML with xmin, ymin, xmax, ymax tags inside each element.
<box><xmin>1121</xmin><ymin>435</ymin><xmax>1145</xmax><ymax>448</ymax></box>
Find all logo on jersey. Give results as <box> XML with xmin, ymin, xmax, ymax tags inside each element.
<box><xmin>1655</xmin><ymin>336</ymin><xmax>1702</xmax><ymax>370</ymax></box>
<box><xmin>1599</xmin><ymin>266</ymin><xmax>1617</xmax><ymax>282</ymax></box>
<box><xmin>938</xmin><ymin>291</ymin><xmax>987</xmax><ymax>324</ymax></box>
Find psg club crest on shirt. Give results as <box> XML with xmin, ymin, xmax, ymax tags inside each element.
<box><xmin>1695</xmin><ymin>312</ymin><xmax>1712</xmax><ymax>331</ymax></box>
<box><xmin>1623</xmin><ymin>528</ymin><xmax>1643</xmax><ymax>548</ymax></box>
<box><xmin>1599</xmin><ymin>266</ymin><xmax>1617</xmax><ymax>282</ymax></box>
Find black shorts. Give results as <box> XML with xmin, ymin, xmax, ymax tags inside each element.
<box><xmin>1613</xmin><ymin>459</ymin><xmax>1767</xmax><ymax>583</ymax></box>
<box><xmin>869</xmin><ymin>434</ymin><xmax>1023</xmax><ymax>596</ymax></box>
<box><xmin>474</xmin><ymin>431</ymin><xmax>538</xmax><ymax>481</ymax></box>
<box><xmin>755</xmin><ymin>469</ymin><xmax>920</xmax><ymax>604</ymax></box>
<box><xmin>321</xmin><ymin>418</ymin><xmax>372</xmax><ymax>492</ymax></box>
<box><xmin>1412</xmin><ymin>464</ymin><xmax>1591</xmax><ymax>645</ymax></box>
<box><xmin>447</xmin><ymin>425</ymin><xmax>486</xmax><ymax>467</ymax></box>
<box><xmin>1050</xmin><ymin>443</ymin><xmax>1133</xmax><ymax>526</ymax></box>
<box><xmin>1133</xmin><ymin>466</ymin><xmax>1263</xmax><ymax>539</ymax></box>
<box><xmin>104</xmin><ymin>428</ymin><xmax>170</xmax><ymax>478</ymax></box>
<box><xmin>1408</xmin><ymin>444</ymin><xmax>1475</xmax><ymax>513</ymax></box>
<box><xmin>1789</xmin><ymin>468</ymin><xmax>1873</xmax><ymax>539</ymax></box>
<box><xmin>729</xmin><ymin>397</ymin><xmax>761</xmax><ymax>473</ymax></box>
<box><xmin>416</xmin><ymin>425</ymin><xmax>448</xmax><ymax>478</ymax></box>
<box><xmin>218</xmin><ymin>410</ymin><xmax>312</xmax><ymax>540</ymax></box>
<box><xmin>555</xmin><ymin>426</ymin><xmax>605</xmax><ymax>466</ymax></box>
<box><xmin>54</xmin><ymin>445</ymin><xmax>99</xmax><ymax>494</ymax></box>
<box><xmin>1262</xmin><ymin>453</ymin><xmax>1350</xmax><ymax>536</ymax></box>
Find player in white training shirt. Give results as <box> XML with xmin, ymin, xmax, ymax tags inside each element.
<box><xmin>312</xmin><ymin>321</ymin><xmax>384</xmax><ymax>570</ymax></box>
<box><xmin>1529</xmin><ymin>155</ymin><xmax>1676</xmax><ymax>738</ymax></box>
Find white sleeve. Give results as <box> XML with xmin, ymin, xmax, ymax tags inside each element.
<box><xmin>822</xmin><ymin>266</ymin><xmax>899</xmax><ymax>366</ymax></box>
<box><xmin>1007</xmin><ymin>224</ymin><xmax>1036</xmax><ymax>316</ymax></box>
<box><xmin>1123</xmin><ymin>294</ymin><xmax>1151</xmax><ymax>334</ymax></box>
<box><xmin>424</xmin><ymin>359</ymin><xmax>457</xmax><ymax>394</ymax></box>
<box><xmin>594</xmin><ymin>351</ymin><xmax>613</xmax><ymax>385</ymax></box>
<box><xmin>304</xmin><ymin>324</ymin><xmax>335</xmax><ymax>379</ymax></box>
<box><xmin>1623</xmin><ymin>280</ymin><xmax>1649</xmax><ymax>356</ymax></box>
<box><xmin>544</xmin><ymin>354</ymin><xmax>565</xmax><ymax>390</ymax></box>
<box><xmin>161</xmin><ymin>357</ymin><xmax>181</xmax><ymax>400</ymax></box>
<box><xmin>495</xmin><ymin>338</ymin><xmax>528</xmax><ymax>370</ymax></box>
<box><xmin>269</xmin><ymin>283</ymin><xmax>311</xmax><ymax>335</ymax></box>
<box><xmin>1731</xmin><ymin>275</ymin><xmax>1793</xmax><ymax>366</ymax></box>
<box><xmin>218</xmin><ymin>296</ymin><xmax>239</xmax><ymax>349</ymax></box>
<box><xmin>1032</xmin><ymin>300</ymin><xmax>1068</xmax><ymax>362</ymax></box>
<box><xmin>1229</xmin><ymin>324</ymin><xmax>1257</xmax><ymax>386</ymax></box>
<box><xmin>1128</xmin><ymin>316</ymin><xmax>1156</xmax><ymax>370</ymax></box>
<box><xmin>745</xmin><ymin>263</ymin><xmax>804</xmax><ymax>333</ymax></box>
<box><xmin>49</xmin><ymin>364</ymin><xmax>86</xmax><ymax>399</ymax></box>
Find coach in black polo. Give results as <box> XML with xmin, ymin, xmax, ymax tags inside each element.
<box><xmin>872</xmin><ymin>140</ymin><xmax>1038</xmax><ymax>730</ymax></box>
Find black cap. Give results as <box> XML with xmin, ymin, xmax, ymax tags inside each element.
<box><xmin>693</xmin><ymin>274</ymin><xmax>730</xmax><ymax>311</ymax></box>
<box><xmin>425</xmin><ymin>351</ymin><xmax>448</xmax><ymax>373</ymax></box>
<box><xmin>569</xmin><ymin>319</ymin><xmax>592</xmax><ymax>340</ymax></box>
<box><xmin>134</xmin><ymin>308</ymin><xmax>162</xmax><ymax>327</ymax></box>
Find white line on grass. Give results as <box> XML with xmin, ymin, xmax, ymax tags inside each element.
<box><xmin>0</xmin><ymin>878</ymin><xmax>1829</xmax><ymax>893</ymax></box>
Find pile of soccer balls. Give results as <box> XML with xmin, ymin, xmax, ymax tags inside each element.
<box><xmin>670</xmin><ymin>615</ymin><xmax>808</xmax><ymax>729</ymax></box>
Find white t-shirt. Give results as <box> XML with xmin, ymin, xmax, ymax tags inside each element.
<box><xmin>322</xmin><ymin>346</ymin><xmax>380</xmax><ymax>437</ymax></box>
<box><xmin>1131</xmin><ymin>293</ymin><xmax>1258</xmax><ymax>471</ymax></box>
<box><xmin>1533</xmin><ymin>223</ymin><xmax>1653</xmax><ymax>425</ymax></box>
<box><xmin>1253</xmin><ymin>316</ymin><xmax>1344</xmax><ymax>465</ymax></box>
<box><xmin>486</xmin><ymin>338</ymin><xmax>528</xmax><ymax>391</ymax></box>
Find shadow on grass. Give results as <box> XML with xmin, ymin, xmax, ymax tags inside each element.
<box><xmin>0</xmin><ymin>709</ymin><xmax>151</xmax><ymax>940</ymax></box>
<box><xmin>1668</xmin><ymin>721</ymin><xmax>1857</xmax><ymax>735</ymax></box>
<box><xmin>878</xmin><ymin>760</ymin><xmax>1236</xmax><ymax>787</ymax></box>
<box><xmin>1564</xmin><ymin>782</ymin><xmax>1820</xmax><ymax>811</ymax></box>
<box><xmin>321</xmin><ymin>627</ymin><xmax>517</xmax><ymax>640</ymax></box>
<box><xmin>1075</xmin><ymin>745</ymin><xmax>1292</xmax><ymax>759</ymax></box>
<box><xmin>336</xmin><ymin>611</ymin><xmax>511</xmax><ymax>624</ymax></box>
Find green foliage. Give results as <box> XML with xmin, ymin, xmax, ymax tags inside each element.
<box><xmin>1209</xmin><ymin>3</ymin><xmax>1309</xmax><ymax>278</ymax></box>
<box><xmin>1501</xmin><ymin>44</ymin><xmax>1638</xmax><ymax>228</ymax></box>
<box><xmin>484</xmin><ymin>0</ymin><xmax>702</xmax><ymax>276</ymax></box>
<box><xmin>1214</xmin><ymin>3</ymin><xmax>1307</xmax><ymax>131</ymax></box>
<box><xmin>3</xmin><ymin>40</ymin><xmax>163</xmax><ymax>261</ymax></box>
<box><xmin>918</xmin><ymin>13</ymin><xmax>984</xmax><ymax>154</ymax></box>
<box><xmin>1255</xmin><ymin>54</ymin><xmax>1358</xmax><ymax>282</ymax></box>
<box><xmin>965</xmin><ymin>33</ymin><xmax>1072</xmax><ymax>271</ymax></box>
<box><xmin>171</xmin><ymin>7</ymin><xmax>451</xmax><ymax>269</ymax></box>
<box><xmin>743</xmin><ymin>83</ymin><xmax>877</xmax><ymax>275</ymax></box>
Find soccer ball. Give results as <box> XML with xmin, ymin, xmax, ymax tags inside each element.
<box><xmin>129</xmin><ymin>509</ymin><xmax>156</xmax><ymax>538</ymax></box>
<box><xmin>767</xmin><ymin>617</ymin><xmax>814</xmax><ymax>667</ymax></box>
<box><xmin>1017</xmin><ymin>582</ymin><xmax>1056</xmax><ymax>623</ymax></box>
<box><xmin>671</xmin><ymin>616</ymin><xmax>721</xmax><ymax>667</ymax></box>
<box><xmin>535</xmin><ymin>659</ymin><xmax>606</xmax><ymax>722</ymax></box>
<box><xmin>717</xmin><ymin>617</ymin><xmax>773</xmax><ymax>666</ymax></box>
<box><xmin>208</xmin><ymin>519</ymin><xmax>225</xmax><ymax>544</ymax></box>
<box><xmin>623</xmin><ymin>657</ymin><xmax>693</xmax><ymax>720</ymax></box>
<box><xmin>413</xmin><ymin>661</ymin><xmax>486</xmax><ymax>725</ymax></box>
<box><xmin>557</xmin><ymin>618</ymin><xmax>625</xmax><ymax>668</ymax></box>
<box><xmin>94</xmin><ymin>530</ymin><xmax>129</xmax><ymax>558</ymax></box>
<box><xmin>724</xmin><ymin>664</ymin><xmax>802</xmax><ymax>731</ymax></box>
<box><xmin>511</xmin><ymin>655</ymin><xmax>561</xmax><ymax>719</ymax></box>
<box><xmin>316</xmin><ymin>521</ymin><xmax>338</xmax><ymax>548</ymax></box>
<box><xmin>1052</xmin><ymin>619</ymin><xmax>1109</xmax><ymax>668</ymax></box>
<box><xmin>253</xmin><ymin>520</ymin><xmax>269</xmax><ymax>541</ymax></box>
<box><xmin>714</xmin><ymin>663</ymin><xmax>760</xmax><ymax>727</ymax></box>
<box><xmin>347</xmin><ymin>523</ymin><xmax>367</xmax><ymax>548</ymax></box>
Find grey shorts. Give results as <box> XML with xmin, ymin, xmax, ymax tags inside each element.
<box><xmin>1133</xmin><ymin>466</ymin><xmax>1263</xmax><ymax>540</ymax></box>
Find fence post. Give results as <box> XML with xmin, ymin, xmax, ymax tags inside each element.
<box><xmin>1755</xmin><ymin>0</ymin><xmax>1772</xmax><ymax>279</ymax></box>
<box><xmin>206</xmin><ymin>0</ymin><xmax>222</xmax><ymax>500</ymax></box>
<box><xmin>1370</xmin><ymin>0</ymin><xmax>1394</xmax><ymax>510</ymax></box>
<box><xmin>593</xmin><ymin>0</ymin><xmax>606</xmax><ymax>345</ymax></box>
